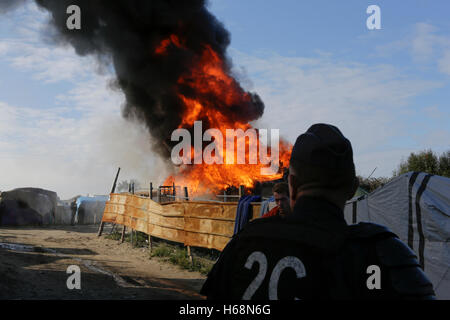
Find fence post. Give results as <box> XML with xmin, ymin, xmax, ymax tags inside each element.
<box><xmin>239</xmin><ymin>185</ymin><xmax>245</xmax><ymax>198</ymax></box>
<box><xmin>109</xmin><ymin>224</ymin><xmax>117</xmax><ymax>235</ymax></box>
<box><xmin>98</xmin><ymin>167</ymin><xmax>121</xmax><ymax>237</ymax></box>
<box><xmin>120</xmin><ymin>225</ymin><xmax>126</xmax><ymax>243</ymax></box>
<box><xmin>184</xmin><ymin>187</ymin><xmax>189</xmax><ymax>201</ymax></box>
<box><xmin>149</xmin><ymin>182</ymin><xmax>155</xmax><ymax>251</ymax></box>
<box><xmin>148</xmin><ymin>234</ymin><xmax>153</xmax><ymax>254</ymax></box>
<box><xmin>150</xmin><ymin>182</ymin><xmax>153</xmax><ymax>200</ymax></box>
<box><xmin>131</xmin><ymin>229</ymin><xmax>133</xmax><ymax>247</ymax></box>
<box><xmin>187</xmin><ymin>245</ymin><xmax>193</xmax><ymax>265</ymax></box>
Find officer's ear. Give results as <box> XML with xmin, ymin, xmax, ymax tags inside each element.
<box><xmin>288</xmin><ymin>173</ymin><xmax>298</xmax><ymax>203</ymax></box>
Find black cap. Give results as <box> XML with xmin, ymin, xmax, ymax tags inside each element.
<box><xmin>289</xmin><ymin>123</ymin><xmax>355</xmax><ymax>189</ymax></box>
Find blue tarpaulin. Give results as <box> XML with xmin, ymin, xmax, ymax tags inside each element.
<box><xmin>74</xmin><ymin>195</ymin><xmax>109</xmax><ymax>224</ymax></box>
<box><xmin>75</xmin><ymin>195</ymin><xmax>109</xmax><ymax>208</ymax></box>
<box><xmin>259</xmin><ymin>196</ymin><xmax>275</xmax><ymax>217</ymax></box>
<box><xmin>233</xmin><ymin>195</ymin><xmax>261</xmax><ymax>235</ymax></box>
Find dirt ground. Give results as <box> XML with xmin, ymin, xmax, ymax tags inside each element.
<box><xmin>0</xmin><ymin>225</ymin><xmax>207</xmax><ymax>300</ymax></box>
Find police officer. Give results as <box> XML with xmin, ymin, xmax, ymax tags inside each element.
<box><xmin>200</xmin><ymin>123</ymin><xmax>435</xmax><ymax>300</ymax></box>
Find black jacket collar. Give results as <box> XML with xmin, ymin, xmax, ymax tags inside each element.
<box><xmin>287</xmin><ymin>196</ymin><xmax>348</xmax><ymax>231</ymax></box>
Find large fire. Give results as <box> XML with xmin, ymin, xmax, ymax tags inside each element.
<box><xmin>156</xmin><ymin>35</ymin><xmax>292</xmax><ymax>196</ymax></box>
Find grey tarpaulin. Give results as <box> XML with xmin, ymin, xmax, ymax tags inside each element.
<box><xmin>344</xmin><ymin>172</ymin><xmax>450</xmax><ymax>299</ymax></box>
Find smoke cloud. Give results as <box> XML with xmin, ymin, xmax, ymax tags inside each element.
<box><xmin>28</xmin><ymin>0</ymin><xmax>265</xmax><ymax>159</ymax></box>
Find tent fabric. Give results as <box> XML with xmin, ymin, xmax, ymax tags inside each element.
<box><xmin>0</xmin><ymin>188</ymin><xmax>57</xmax><ymax>225</ymax></box>
<box><xmin>0</xmin><ymin>200</ymin><xmax>43</xmax><ymax>226</ymax></box>
<box><xmin>0</xmin><ymin>189</ymin><xmax>108</xmax><ymax>226</ymax></box>
<box><xmin>234</xmin><ymin>195</ymin><xmax>261</xmax><ymax>235</ymax></box>
<box><xmin>344</xmin><ymin>172</ymin><xmax>450</xmax><ymax>299</ymax></box>
<box><xmin>74</xmin><ymin>195</ymin><xmax>108</xmax><ymax>225</ymax></box>
<box><xmin>55</xmin><ymin>204</ymin><xmax>74</xmax><ymax>225</ymax></box>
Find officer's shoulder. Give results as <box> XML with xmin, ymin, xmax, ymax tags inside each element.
<box><xmin>348</xmin><ymin>222</ymin><xmax>397</xmax><ymax>240</ymax></box>
<box><xmin>348</xmin><ymin>222</ymin><xmax>418</xmax><ymax>266</ymax></box>
<box><xmin>242</xmin><ymin>215</ymin><xmax>286</xmax><ymax>228</ymax></box>
<box><xmin>233</xmin><ymin>215</ymin><xmax>286</xmax><ymax>238</ymax></box>
<box><xmin>375</xmin><ymin>237</ymin><xmax>436</xmax><ymax>298</ymax></box>
<box><xmin>346</xmin><ymin>222</ymin><xmax>408</xmax><ymax>261</ymax></box>
<box><xmin>348</xmin><ymin>222</ymin><xmax>436</xmax><ymax>298</ymax></box>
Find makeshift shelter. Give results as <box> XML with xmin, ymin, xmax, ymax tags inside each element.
<box><xmin>0</xmin><ymin>200</ymin><xmax>43</xmax><ymax>226</ymax></box>
<box><xmin>75</xmin><ymin>195</ymin><xmax>108</xmax><ymax>225</ymax></box>
<box><xmin>0</xmin><ymin>188</ymin><xmax>57</xmax><ymax>226</ymax></box>
<box><xmin>344</xmin><ymin>172</ymin><xmax>450</xmax><ymax>299</ymax></box>
<box><xmin>55</xmin><ymin>204</ymin><xmax>74</xmax><ymax>225</ymax></box>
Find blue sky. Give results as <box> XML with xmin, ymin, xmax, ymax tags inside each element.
<box><xmin>0</xmin><ymin>1</ymin><xmax>449</xmax><ymax>199</ymax></box>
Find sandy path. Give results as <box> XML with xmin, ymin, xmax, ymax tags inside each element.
<box><xmin>0</xmin><ymin>225</ymin><xmax>207</xmax><ymax>300</ymax></box>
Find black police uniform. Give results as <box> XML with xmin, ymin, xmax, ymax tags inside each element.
<box><xmin>201</xmin><ymin>123</ymin><xmax>436</xmax><ymax>300</ymax></box>
<box><xmin>200</xmin><ymin>196</ymin><xmax>436</xmax><ymax>300</ymax></box>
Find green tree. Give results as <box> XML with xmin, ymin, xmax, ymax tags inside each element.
<box><xmin>438</xmin><ymin>151</ymin><xmax>450</xmax><ymax>177</ymax></box>
<box><xmin>394</xmin><ymin>149</ymin><xmax>450</xmax><ymax>177</ymax></box>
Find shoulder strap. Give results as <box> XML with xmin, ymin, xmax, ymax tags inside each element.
<box><xmin>345</xmin><ymin>222</ymin><xmax>436</xmax><ymax>299</ymax></box>
<box><xmin>375</xmin><ymin>236</ymin><xmax>436</xmax><ymax>299</ymax></box>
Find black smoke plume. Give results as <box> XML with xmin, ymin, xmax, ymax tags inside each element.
<box><xmin>29</xmin><ymin>0</ymin><xmax>265</xmax><ymax>158</ymax></box>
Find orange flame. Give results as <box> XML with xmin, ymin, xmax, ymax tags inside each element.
<box><xmin>155</xmin><ymin>35</ymin><xmax>184</xmax><ymax>55</ymax></box>
<box><xmin>157</xmin><ymin>35</ymin><xmax>292</xmax><ymax>196</ymax></box>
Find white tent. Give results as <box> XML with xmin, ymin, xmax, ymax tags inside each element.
<box><xmin>344</xmin><ymin>172</ymin><xmax>450</xmax><ymax>299</ymax></box>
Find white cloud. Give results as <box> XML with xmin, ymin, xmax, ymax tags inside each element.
<box><xmin>438</xmin><ymin>50</ymin><xmax>450</xmax><ymax>76</ymax></box>
<box><xmin>0</xmin><ymin>2</ymin><xmax>99</xmax><ymax>84</ymax></box>
<box><xmin>376</xmin><ymin>22</ymin><xmax>450</xmax><ymax>76</ymax></box>
<box><xmin>418</xmin><ymin>129</ymin><xmax>450</xmax><ymax>149</ymax></box>
<box><xmin>0</xmin><ymin>42</ymin><xmax>9</xmax><ymax>55</ymax></box>
<box><xmin>411</xmin><ymin>23</ymin><xmax>438</xmax><ymax>62</ymax></box>
<box><xmin>411</xmin><ymin>23</ymin><xmax>450</xmax><ymax>74</ymax></box>
<box><xmin>232</xmin><ymin>50</ymin><xmax>444</xmax><ymax>177</ymax></box>
<box><xmin>355</xmin><ymin>148</ymin><xmax>416</xmax><ymax>177</ymax></box>
<box><xmin>0</xmin><ymin>39</ymin><xmax>95</xmax><ymax>83</ymax></box>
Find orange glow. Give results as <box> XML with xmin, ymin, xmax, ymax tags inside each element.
<box><xmin>156</xmin><ymin>35</ymin><xmax>292</xmax><ymax>197</ymax></box>
<box><xmin>164</xmin><ymin>140</ymin><xmax>292</xmax><ymax>196</ymax></box>
<box><xmin>155</xmin><ymin>35</ymin><xmax>184</xmax><ymax>55</ymax></box>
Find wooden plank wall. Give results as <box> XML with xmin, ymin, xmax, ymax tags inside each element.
<box><xmin>102</xmin><ymin>194</ymin><xmax>262</xmax><ymax>251</ymax></box>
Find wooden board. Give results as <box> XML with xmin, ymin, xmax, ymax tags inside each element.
<box><xmin>101</xmin><ymin>194</ymin><xmax>266</xmax><ymax>251</ymax></box>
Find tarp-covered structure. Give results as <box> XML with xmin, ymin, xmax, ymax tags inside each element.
<box><xmin>344</xmin><ymin>172</ymin><xmax>450</xmax><ymax>299</ymax></box>
<box><xmin>0</xmin><ymin>188</ymin><xmax>57</xmax><ymax>226</ymax></box>
<box><xmin>75</xmin><ymin>195</ymin><xmax>108</xmax><ymax>225</ymax></box>
<box><xmin>0</xmin><ymin>188</ymin><xmax>108</xmax><ymax>226</ymax></box>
